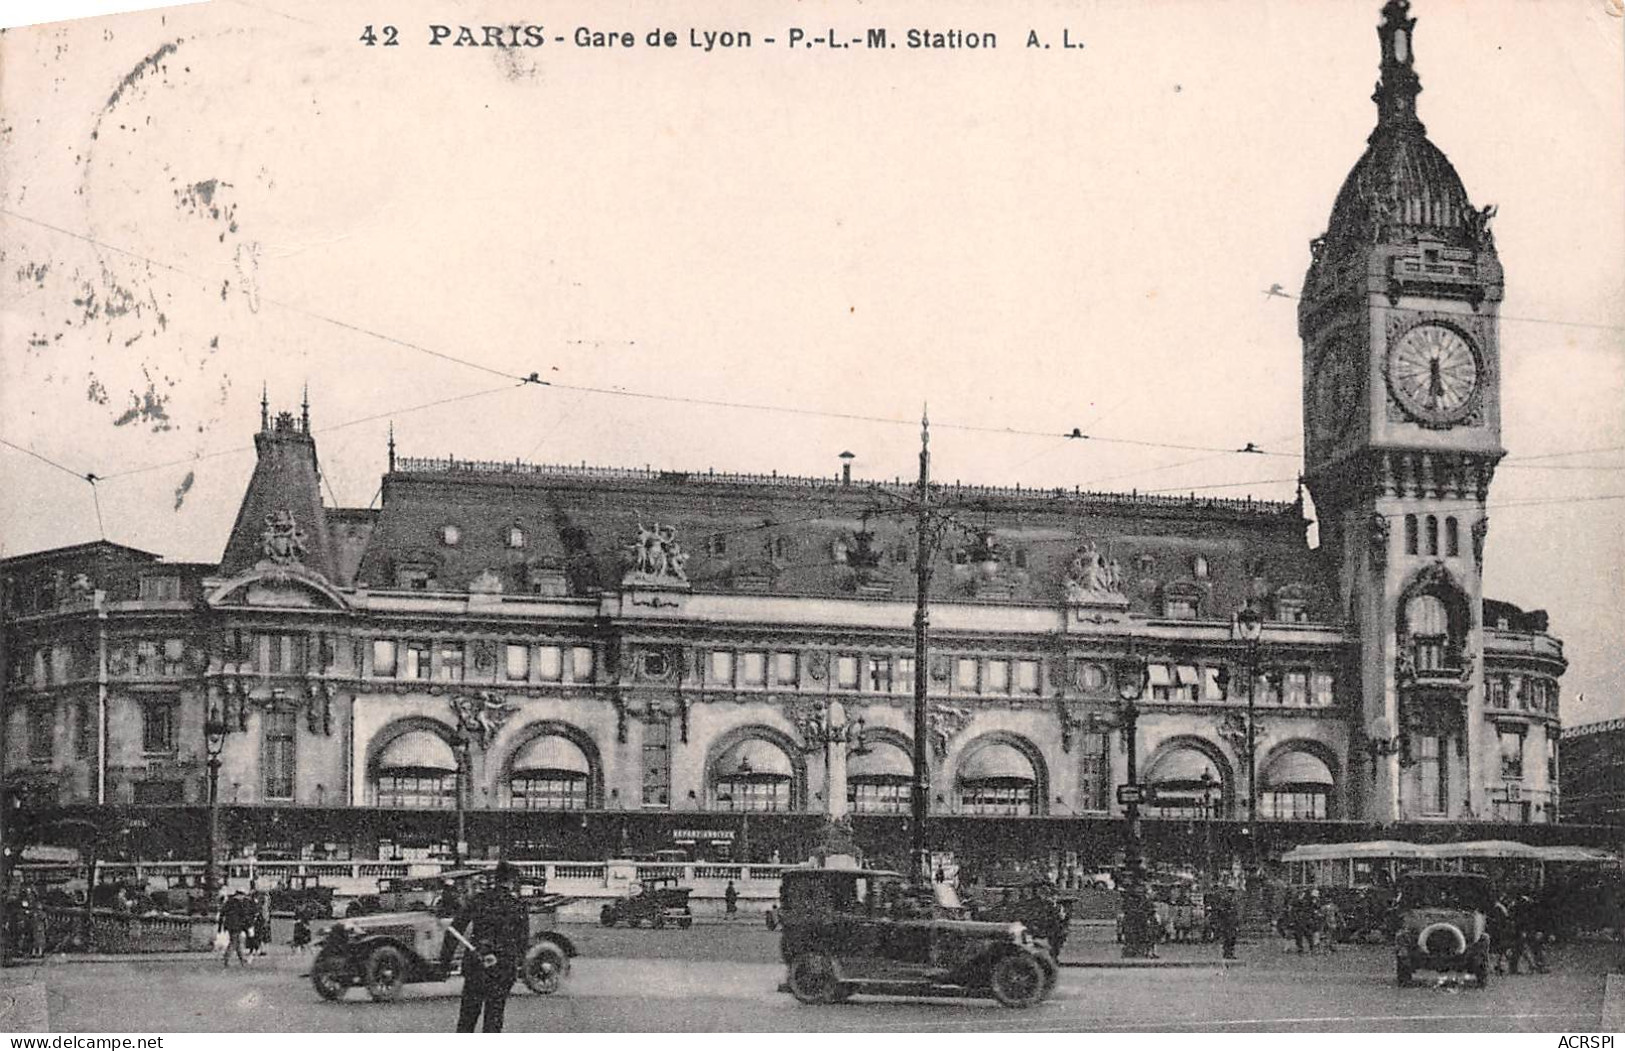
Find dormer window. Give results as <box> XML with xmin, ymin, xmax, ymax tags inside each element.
<box><xmin>1192</xmin><ymin>555</ymin><xmax>1210</xmax><ymax>580</ymax></box>
<box><xmin>505</xmin><ymin>525</ymin><xmax>526</xmax><ymax>549</ymax></box>
<box><xmin>440</xmin><ymin>525</ymin><xmax>461</xmax><ymax>547</ymax></box>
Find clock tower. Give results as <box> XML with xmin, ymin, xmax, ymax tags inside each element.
<box><xmin>1299</xmin><ymin>0</ymin><xmax>1503</xmax><ymax>822</ymax></box>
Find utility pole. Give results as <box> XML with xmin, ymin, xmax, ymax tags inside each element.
<box><xmin>910</xmin><ymin>409</ymin><xmax>932</xmax><ymax>886</ymax></box>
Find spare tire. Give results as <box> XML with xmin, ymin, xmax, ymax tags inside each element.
<box><xmin>1418</xmin><ymin>921</ymin><xmax>1468</xmax><ymax>957</ymax></box>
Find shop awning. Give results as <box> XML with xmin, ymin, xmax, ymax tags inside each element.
<box><xmin>377</xmin><ymin>731</ymin><xmax>457</xmax><ymax>773</ymax></box>
<box><xmin>510</xmin><ymin>734</ymin><xmax>590</xmax><ymax>777</ymax></box>
<box><xmin>1148</xmin><ymin>749</ymin><xmax>1220</xmax><ymax>788</ymax></box>
<box><xmin>1264</xmin><ymin>751</ymin><xmax>1334</xmax><ymax>788</ymax></box>
<box><xmin>959</xmin><ymin>742</ymin><xmax>1034</xmax><ymax>783</ymax></box>
<box><xmin>848</xmin><ymin>742</ymin><xmax>912</xmax><ymax>780</ymax></box>
<box><xmin>716</xmin><ymin>738</ymin><xmax>793</xmax><ymax>781</ymax></box>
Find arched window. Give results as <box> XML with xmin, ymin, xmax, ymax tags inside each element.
<box><xmin>1144</xmin><ymin>748</ymin><xmax>1224</xmax><ymax>819</ymax></box>
<box><xmin>956</xmin><ymin>741</ymin><xmax>1038</xmax><ymax>815</ymax></box>
<box><xmin>374</xmin><ymin>730</ymin><xmax>458</xmax><ymax>808</ymax></box>
<box><xmin>1445</xmin><ymin>517</ymin><xmax>1459</xmax><ymax>557</ymax></box>
<box><xmin>1259</xmin><ymin>750</ymin><xmax>1334</xmax><ymax>819</ymax></box>
<box><xmin>1406</xmin><ymin>593</ymin><xmax>1451</xmax><ymax>671</ymax></box>
<box><xmin>1425</xmin><ymin>516</ymin><xmax>1439</xmax><ymax>556</ymax></box>
<box><xmin>711</xmin><ymin>739</ymin><xmax>794</xmax><ymax>812</ymax></box>
<box><xmin>846</xmin><ymin>741</ymin><xmax>912</xmax><ymax>814</ymax></box>
<box><xmin>1404</xmin><ymin>515</ymin><xmax>1418</xmax><ymax>555</ymax></box>
<box><xmin>508</xmin><ymin>734</ymin><xmax>592</xmax><ymax>810</ymax></box>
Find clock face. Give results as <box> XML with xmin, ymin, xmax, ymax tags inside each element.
<box><xmin>1387</xmin><ymin>323</ymin><xmax>1481</xmax><ymax>425</ymax></box>
<box><xmin>1311</xmin><ymin>337</ymin><xmax>1360</xmax><ymax>444</ymax></box>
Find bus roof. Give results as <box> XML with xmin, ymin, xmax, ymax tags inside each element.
<box><xmin>1280</xmin><ymin>841</ymin><xmax>1613</xmax><ymax>864</ymax></box>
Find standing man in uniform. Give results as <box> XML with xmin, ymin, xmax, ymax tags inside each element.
<box><xmin>1210</xmin><ymin>879</ymin><xmax>1240</xmax><ymax>960</ymax></box>
<box><xmin>451</xmin><ymin>862</ymin><xmax>529</xmax><ymax>1033</ymax></box>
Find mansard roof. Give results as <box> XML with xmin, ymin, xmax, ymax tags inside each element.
<box><xmin>349</xmin><ymin>455</ymin><xmax>1331</xmax><ymax>620</ymax></box>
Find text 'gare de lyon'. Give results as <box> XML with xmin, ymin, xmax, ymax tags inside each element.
<box><xmin>387</xmin><ymin>25</ymin><xmax>1013</xmax><ymax>51</ymax></box>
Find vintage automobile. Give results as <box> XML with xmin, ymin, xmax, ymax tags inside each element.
<box><xmin>1393</xmin><ymin>872</ymin><xmax>1494</xmax><ymax>987</ymax></box>
<box><xmin>268</xmin><ymin>874</ymin><xmax>336</xmax><ymax>919</ymax></box>
<box><xmin>310</xmin><ymin>869</ymin><xmax>577</xmax><ymax>1002</ymax></box>
<box><xmin>599</xmin><ymin>875</ymin><xmax>694</xmax><ymax>929</ymax></box>
<box><xmin>777</xmin><ymin>867</ymin><xmax>1057</xmax><ymax>1008</ymax></box>
<box><xmin>969</xmin><ymin>876</ymin><xmax>1071</xmax><ymax>956</ymax></box>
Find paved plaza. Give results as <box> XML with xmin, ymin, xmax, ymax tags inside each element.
<box><xmin>2</xmin><ymin>925</ymin><xmax>1616</xmax><ymax>1032</ymax></box>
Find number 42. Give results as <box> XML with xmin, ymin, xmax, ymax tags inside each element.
<box><xmin>359</xmin><ymin>25</ymin><xmax>400</xmax><ymax>46</ymax></box>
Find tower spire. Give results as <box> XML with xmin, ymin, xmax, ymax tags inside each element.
<box><xmin>301</xmin><ymin>384</ymin><xmax>310</xmax><ymax>433</ymax></box>
<box><xmin>387</xmin><ymin>421</ymin><xmax>396</xmax><ymax>473</ymax></box>
<box><xmin>1372</xmin><ymin>0</ymin><xmax>1424</xmax><ymax>132</ymax></box>
<box><xmin>260</xmin><ymin>383</ymin><xmax>269</xmax><ymax>431</ymax></box>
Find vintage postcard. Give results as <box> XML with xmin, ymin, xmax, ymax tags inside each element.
<box><xmin>1</xmin><ymin>0</ymin><xmax>1622</xmax><ymax>1036</ymax></box>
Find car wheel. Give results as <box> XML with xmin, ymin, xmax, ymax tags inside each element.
<box><xmin>310</xmin><ymin>949</ymin><xmax>350</xmax><ymax>1002</ymax></box>
<box><xmin>652</xmin><ymin>912</ymin><xmax>666</xmax><ymax>930</ymax></box>
<box><xmin>599</xmin><ymin>906</ymin><xmax>616</xmax><ymax>928</ymax></box>
<box><xmin>1396</xmin><ymin>958</ymin><xmax>1413</xmax><ymax>988</ymax></box>
<box><xmin>786</xmin><ymin>952</ymin><xmax>843</xmax><ymax>1004</ymax></box>
<box><xmin>363</xmin><ymin>945</ymin><xmax>408</xmax><ymax>1002</ymax></box>
<box><xmin>990</xmin><ymin>952</ymin><xmax>1049</xmax><ymax>1008</ymax></box>
<box><xmin>1094</xmin><ymin>881</ymin><xmax>1109</xmax><ymax>891</ymax></box>
<box><xmin>521</xmin><ymin>941</ymin><xmax>570</xmax><ymax>995</ymax></box>
<box><xmin>678</xmin><ymin>915</ymin><xmax>693</xmax><ymax>929</ymax></box>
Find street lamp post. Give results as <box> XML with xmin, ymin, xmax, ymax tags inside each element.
<box><xmin>1233</xmin><ymin>605</ymin><xmax>1264</xmax><ymax>919</ymax></box>
<box><xmin>1199</xmin><ymin>770</ymin><xmax>1215</xmax><ymax>881</ymax></box>
<box><xmin>204</xmin><ymin>705</ymin><xmax>228</xmax><ymax>901</ymax></box>
<box><xmin>1114</xmin><ymin>659</ymin><xmax>1149</xmax><ymax>958</ymax></box>
<box><xmin>453</xmin><ymin>731</ymin><xmax>470</xmax><ymax>867</ymax></box>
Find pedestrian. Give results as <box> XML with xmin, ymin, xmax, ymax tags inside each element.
<box><xmin>291</xmin><ymin>913</ymin><xmax>312</xmax><ymax>955</ymax></box>
<box><xmin>1510</xmin><ymin>894</ymin><xmax>1549</xmax><ymax>974</ymax></box>
<box><xmin>1319</xmin><ymin>897</ymin><xmax>1342</xmax><ymax>953</ymax></box>
<box><xmin>1489</xmin><ymin>895</ymin><xmax>1514</xmax><ymax>975</ymax></box>
<box><xmin>724</xmin><ymin>879</ymin><xmax>739</xmax><ymax>919</ymax></box>
<box><xmin>1210</xmin><ymin>881</ymin><xmax>1240</xmax><ymax>960</ymax></box>
<box><xmin>451</xmin><ymin>862</ymin><xmax>529</xmax><ymax>1033</ymax></box>
<box><xmin>436</xmin><ymin>878</ymin><xmax>465</xmax><ymax>973</ymax></box>
<box><xmin>244</xmin><ymin>896</ymin><xmax>264</xmax><ymax>960</ymax></box>
<box><xmin>219</xmin><ymin>890</ymin><xmax>251</xmax><ymax>967</ymax></box>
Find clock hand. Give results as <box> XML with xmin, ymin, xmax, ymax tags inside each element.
<box><xmin>1427</xmin><ymin>358</ymin><xmax>1445</xmax><ymax>406</ymax></box>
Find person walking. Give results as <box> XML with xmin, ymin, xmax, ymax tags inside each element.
<box><xmin>291</xmin><ymin>912</ymin><xmax>312</xmax><ymax>954</ymax></box>
<box><xmin>219</xmin><ymin>890</ymin><xmax>251</xmax><ymax>967</ymax></box>
<box><xmin>451</xmin><ymin>862</ymin><xmax>529</xmax><ymax>1033</ymax></box>
<box><xmin>724</xmin><ymin>880</ymin><xmax>739</xmax><ymax>920</ymax></box>
<box><xmin>1210</xmin><ymin>881</ymin><xmax>1240</xmax><ymax>960</ymax></box>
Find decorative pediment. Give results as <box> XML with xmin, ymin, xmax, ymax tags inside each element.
<box><xmin>206</xmin><ymin>563</ymin><xmax>349</xmax><ymax>612</ymax></box>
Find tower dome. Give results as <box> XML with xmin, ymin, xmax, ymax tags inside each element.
<box><xmin>1314</xmin><ymin>1</ymin><xmax>1494</xmax><ymax>257</ymax></box>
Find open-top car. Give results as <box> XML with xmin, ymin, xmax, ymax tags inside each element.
<box><xmin>1393</xmin><ymin>872</ymin><xmax>1494</xmax><ymax>987</ymax></box>
<box><xmin>310</xmin><ymin>869</ymin><xmax>578</xmax><ymax>1002</ymax></box>
<box><xmin>599</xmin><ymin>875</ymin><xmax>694</xmax><ymax>929</ymax></box>
<box><xmin>778</xmin><ymin>867</ymin><xmax>1057</xmax><ymax>1008</ymax></box>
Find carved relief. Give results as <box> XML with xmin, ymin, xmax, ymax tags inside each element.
<box><xmin>625</xmin><ymin>521</ymin><xmax>690</xmax><ymax>585</ymax></box>
<box><xmin>927</xmin><ymin>703</ymin><xmax>973</xmax><ymax>759</ymax></box>
<box><xmin>259</xmin><ymin>510</ymin><xmax>307</xmax><ymax>565</ymax></box>
<box><xmin>304</xmin><ymin>681</ymin><xmax>334</xmax><ymax>736</ymax></box>
<box><xmin>1472</xmin><ymin>517</ymin><xmax>1489</xmax><ymax>567</ymax></box>
<box><xmin>1064</xmin><ymin>541</ymin><xmax>1125</xmax><ymax>605</ymax></box>
<box><xmin>1368</xmin><ymin>513</ymin><xmax>1391</xmax><ymax>568</ymax></box>
<box><xmin>449</xmin><ymin>690</ymin><xmax>515</xmax><ymax>749</ymax></box>
<box><xmin>471</xmin><ymin>640</ymin><xmax>497</xmax><ymax>676</ymax></box>
<box><xmin>807</xmin><ymin>651</ymin><xmax>828</xmax><ymax>682</ymax></box>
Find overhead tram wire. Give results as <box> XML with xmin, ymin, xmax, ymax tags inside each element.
<box><xmin>15</xmin><ymin>209</ymin><xmax>1623</xmax><ymax>490</ymax></box>
<box><xmin>0</xmin><ymin>437</ymin><xmax>106</xmax><ymax>541</ymax></box>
